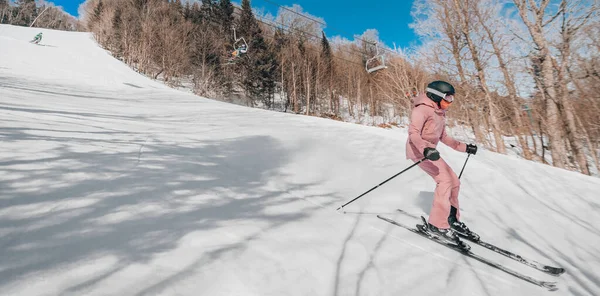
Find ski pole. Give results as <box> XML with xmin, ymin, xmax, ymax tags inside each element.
<box><xmin>337</xmin><ymin>157</ymin><xmax>427</xmax><ymax>211</ymax></box>
<box><xmin>458</xmin><ymin>154</ymin><xmax>471</xmax><ymax>179</ymax></box>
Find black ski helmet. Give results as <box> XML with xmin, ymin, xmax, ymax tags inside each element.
<box><xmin>426</xmin><ymin>81</ymin><xmax>455</xmax><ymax>103</ymax></box>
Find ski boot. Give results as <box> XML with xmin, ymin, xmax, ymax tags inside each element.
<box><xmin>418</xmin><ymin>216</ymin><xmax>470</xmax><ymax>251</ymax></box>
<box><xmin>448</xmin><ymin>206</ymin><xmax>480</xmax><ymax>241</ymax></box>
<box><xmin>449</xmin><ymin>217</ymin><xmax>480</xmax><ymax>242</ymax></box>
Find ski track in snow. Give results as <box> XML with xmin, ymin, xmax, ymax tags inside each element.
<box><xmin>1</xmin><ymin>24</ymin><xmax>600</xmax><ymax>296</ymax></box>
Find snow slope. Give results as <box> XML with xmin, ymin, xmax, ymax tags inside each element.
<box><xmin>1</xmin><ymin>25</ymin><xmax>600</xmax><ymax>296</ymax></box>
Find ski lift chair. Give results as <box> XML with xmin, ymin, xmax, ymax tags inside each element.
<box><xmin>365</xmin><ymin>43</ymin><xmax>387</xmax><ymax>73</ymax></box>
<box><xmin>225</xmin><ymin>27</ymin><xmax>250</xmax><ymax>65</ymax></box>
<box><xmin>232</xmin><ymin>27</ymin><xmax>249</xmax><ymax>55</ymax></box>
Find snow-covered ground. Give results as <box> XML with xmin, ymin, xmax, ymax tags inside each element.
<box><xmin>1</xmin><ymin>25</ymin><xmax>600</xmax><ymax>296</ymax></box>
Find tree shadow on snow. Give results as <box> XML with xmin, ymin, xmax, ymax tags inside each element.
<box><xmin>0</xmin><ymin>125</ymin><xmax>330</xmax><ymax>294</ymax></box>
<box><xmin>0</xmin><ymin>75</ymin><xmax>150</xmax><ymax>103</ymax></box>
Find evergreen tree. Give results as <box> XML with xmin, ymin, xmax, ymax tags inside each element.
<box><xmin>133</xmin><ymin>0</ymin><xmax>149</xmax><ymax>11</ymax></box>
<box><xmin>297</xmin><ymin>34</ymin><xmax>306</xmax><ymax>56</ymax></box>
<box><xmin>111</xmin><ymin>6</ymin><xmax>123</xmax><ymax>56</ymax></box>
<box><xmin>320</xmin><ymin>31</ymin><xmax>336</xmax><ymax>113</ymax></box>
<box><xmin>273</xmin><ymin>27</ymin><xmax>287</xmax><ymax>51</ymax></box>
<box><xmin>199</xmin><ymin>0</ymin><xmax>220</xmax><ymax>69</ymax></box>
<box><xmin>238</xmin><ymin>0</ymin><xmax>278</xmax><ymax>106</ymax></box>
<box><xmin>211</xmin><ymin>0</ymin><xmax>235</xmax><ymax>98</ymax></box>
<box><xmin>216</xmin><ymin>0</ymin><xmax>234</xmax><ymax>36</ymax></box>
<box><xmin>173</xmin><ymin>0</ymin><xmax>184</xmax><ymax>16</ymax></box>
<box><xmin>188</xmin><ymin>0</ymin><xmax>224</xmax><ymax>96</ymax></box>
<box><xmin>200</xmin><ymin>0</ymin><xmax>219</xmax><ymax>40</ymax></box>
<box><xmin>189</xmin><ymin>2</ymin><xmax>202</xmax><ymax>24</ymax></box>
<box><xmin>183</xmin><ymin>2</ymin><xmax>191</xmax><ymax>20</ymax></box>
<box><xmin>201</xmin><ymin>0</ymin><xmax>217</xmax><ymax>20</ymax></box>
<box><xmin>320</xmin><ymin>31</ymin><xmax>333</xmax><ymax>75</ymax></box>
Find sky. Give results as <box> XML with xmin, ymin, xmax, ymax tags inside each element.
<box><xmin>254</xmin><ymin>0</ymin><xmax>420</xmax><ymax>49</ymax></box>
<box><xmin>43</xmin><ymin>0</ymin><xmax>82</xmax><ymax>18</ymax></box>
<box><xmin>49</xmin><ymin>0</ymin><xmax>420</xmax><ymax>49</ymax></box>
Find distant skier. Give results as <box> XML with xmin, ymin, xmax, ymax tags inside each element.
<box><xmin>406</xmin><ymin>80</ymin><xmax>478</xmax><ymax>244</ymax></box>
<box><xmin>30</xmin><ymin>32</ymin><xmax>43</xmax><ymax>44</ymax></box>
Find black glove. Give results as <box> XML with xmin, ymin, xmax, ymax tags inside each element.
<box><xmin>423</xmin><ymin>147</ymin><xmax>440</xmax><ymax>161</ymax></box>
<box><xmin>466</xmin><ymin>144</ymin><xmax>478</xmax><ymax>155</ymax></box>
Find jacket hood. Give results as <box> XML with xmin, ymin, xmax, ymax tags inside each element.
<box><xmin>413</xmin><ymin>93</ymin><xmax>445</xmax><ymax>114</ymax></box>
<box><xmin>413</xmin><ymin>93</ymin><xmax>436</xmax><ymax>108</ymax></box>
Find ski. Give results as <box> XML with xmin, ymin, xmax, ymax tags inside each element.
<box><xmin>396</xmin><ymin>209</ymin><xmax>566</xmax><ymax>276</ymax></box>
<box><xmin>377</xmin><ymin>215</ymin><xmax>558</xmax><ymax>291</ymax></box>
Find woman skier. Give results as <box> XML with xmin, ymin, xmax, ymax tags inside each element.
<box><xmin>406</xmin><ymin>80</ymin><xmax>478</xmax><ymax>244</ymax></box>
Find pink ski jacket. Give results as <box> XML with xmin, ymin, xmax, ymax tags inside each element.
<box><xmin>406</xmin><ymin>93</ymin><xmax>467</xmax><ymax>161</ymax></box>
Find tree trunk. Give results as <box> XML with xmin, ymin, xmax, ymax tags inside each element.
<box><xmin>292</xmin><ymin>62</ymin><xmax>298</xmax><ymax>113</ymax></box>
<box><xmin>330</xmin><ymin>75</ymin><xmax>335</xmax><ymax>114</ymax></box>
<box><xmin>281</xmin><ymin>62</ymin><xmax>287</xmax><ymax>111</ymax></box>
<box><xmin>453</xmin><ymin>0</ymin><xmax>505</xmax><ymax>153</ymax></box>
<box><xmin>555</xmin><ymin>55</ymin><xmax>590</xmax><ymax>174</ymax></box>
<box><xmin>474</xmin><ymin>2</ymin><xmax>531</xmax><ymax>159</ymax></box>
<box><xmin>513</xmin><ymin>0</ymin><xmax>568</xmax><ymax>169</ymax></box>
<box><xmin>315</xmin><ymin>63</ymin><xmax>320</xmax><ymax>114</ymax></box>
<box><xmin>576</xmin><ymin>115</ymin><xmax>599</xmax><ymax>172</ymax></box>
<box><xmin>306</xmin><ymin>60</ymin><xmax>311</xmax><ymax>115</ymax></box>
<box><xmin>552</xmin><ymin>8</ymin><xmax>591</xmax><ymax>174</ymax></box>
<box><xmin>437</xmin><ymin>0</ymin><xmax>483</xmax><ymax>145</ymax></box>
<box><xmin>439</xmin><ymin>0</ymin><xmax>467</xmax><ymax>83</ymax></box>
<box><xmin>369</xmin><ymin>82</ymin><xmax>375</xmax><ymax>117</ymax></box>
<box><xmin>538</xmin><ymin>120</ymin><xmax>548</xmax><ymax>164</ymax></box>
<box><xmin>357</xmin><ymin>79</ymin><xmax>361</xmax><ymax>122</ymax></box>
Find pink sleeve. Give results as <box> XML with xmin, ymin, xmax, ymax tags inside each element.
<box><xmin>408</xmin><ymin>106</ymin><xmax>429</xmax><ymax>153</ymax></box>
<box><xmin>440</xmin><ymin>128</ymin><xmax>467</xmax><ymax>152</ymax></box>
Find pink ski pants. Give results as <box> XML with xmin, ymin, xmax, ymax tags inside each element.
<box><xmin>418</xmin><ymin>158</ymin><xmax>461</xmax><ymax>229</ymax></box>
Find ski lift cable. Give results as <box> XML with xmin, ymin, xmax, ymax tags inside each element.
<box><xmin>234</xmin><ymin>7</ymin><xmax>375</xmax><ymax>62</ymax></box>
<box><xmin>261</xmin><ymin>20</ymin><xmax>367</xmax><ymax>61</ymax></box>
<box><xmin>192</xmin><ymin>3</ymin><xmax>371</xmax><ymax>61</ymax></box>
<box><xmin>229</xmin><ymin>9</ymin><xmax>366</xmax><ymax>67</ymax></box>
<box><xmin>259</xmin><ymin>0</ymin><xmax>374</xmax><ymax>47</ymax></box>
<box><xmin>196</xmin><ymin>8</ymin><xmax>368</xmax><ymax>68</ymax></box>
<box><xmin>256</xmin><ymin>0</ymin><xmax>391</xmax><ymax>73</ymax></box>
<box><xmin>224</xmin><ymin>4</ymin><xmax>385</xmax><ymax>64</ymax></box>
<box><xmin>246</xmin><ymin>11</ymin><xmax>367</xmax><ymax>68</ymax></box>
<box><xmin>258</xmin><ymin>0</ymin><xmax>399</xmax><ymax>56</ymax></box>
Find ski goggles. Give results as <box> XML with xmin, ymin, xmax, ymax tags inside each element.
<box><xmin>426</xmin><ymin>87</ymin><xmax>454</xmax><ymax>103</ymax></box>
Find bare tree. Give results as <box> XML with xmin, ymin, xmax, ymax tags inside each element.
<box><xmin>0</xmin><ymin>0</ymin><xmax>9</xmax><ymax>24</ymax></box>
<box><xmin>412</xmin><ymin>0</ymin><xmax>488</xmax><ymax>144</ymax></box>
<box><xmin>513</xmin><ymin>0</ymin><xmax>569</xmax><ymax>169</ymax></box>
<box><xmin>550</xmin><ymin>0</ymin><xmax>597</xmax><ymax>175</ymax></box>
<box><xmin>452</xmin><ymin>0</ymin><xmax>506</xmax><ymax>153</ymax></box>
<box><xmin>472</xmin><ymin>0</ymin><xmax>533</xmax><ymax>159</ymax></box>
<box><xmin>13</xmin><ymin>0</ymin><xmax>37</xmax><ymax>26</ymax></box>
